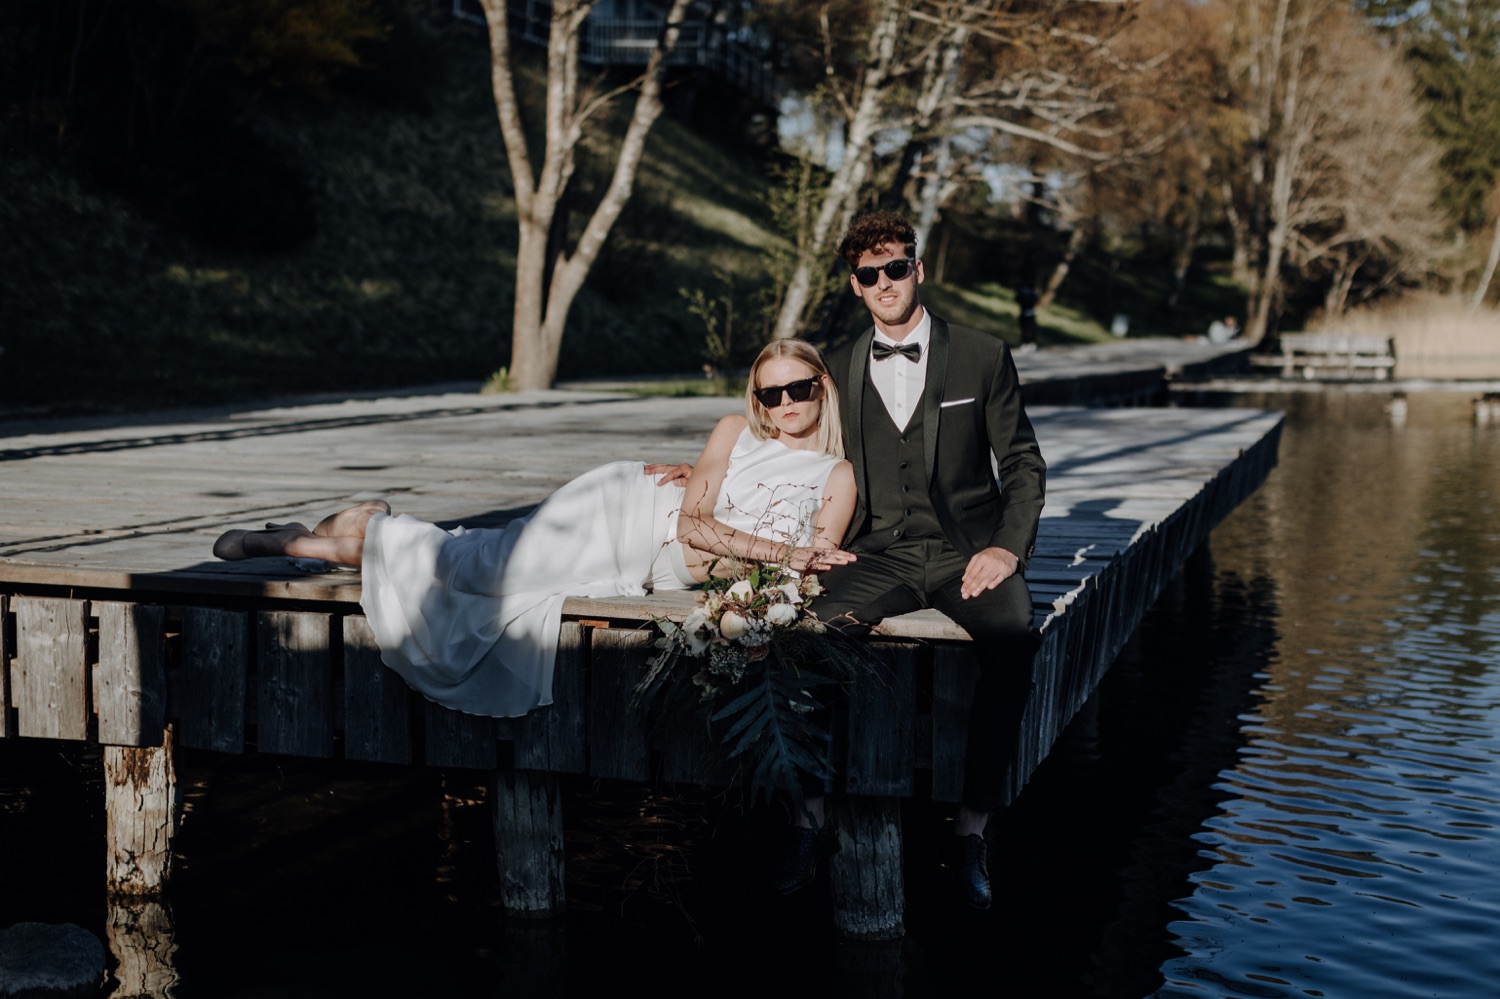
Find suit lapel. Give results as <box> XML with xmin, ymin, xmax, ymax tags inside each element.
<box><xmin>922</xmin><ymin>315</ymin><xmax>949</xmax><ymax>486</ymax></box>
<box><xmin>844</xmin><ymin>326</ymin><xmax>877</xmax><ymax>497</ymax></box>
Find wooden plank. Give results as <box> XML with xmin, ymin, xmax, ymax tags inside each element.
<box><xmin>509</xmin><ymin>621</ymin><xmax>587</xmax><ymax>773</ymax></box>
<box><xmin>424</xmin><ymin>703</ymin><xmax>497</xmax><ymax>770</ymax></box>
<box><xmin>341</xmin><ymin>615</ymin><xmax>413</xmax><ymax>765</ymax></box>
<box><xmin>14</xmin><ymin>596</ymin><xmax>90</xmax><ymax>740</ymax></box>
<box><xmin>587</xmin><ymin>629</ymin><xmax>653</xmax><ymax>782</ymax></box>
<box><xmin>841</xmin><ymin>644</ymin><xmax>916</xmax><ymax>797</ymax></box>
<box><xmin>179</xmin><ymin>607</ymin><xmax>249</xmax><ymax>753</ymax></box>
<box><xmin>257</xmin><ymin>611</ymin><xmax>334</xmax><ymax>757</ymax></box>
<box><xmin>94</xmin><ymin>602</ymin><xmax>167</xmax><ymax>747</ymax></box>
<box><xmin>930</xmin><ymin>646</ymin><xmax>977</xmax><ymax>803</ymax></box>
<box><xmin>1</xmin><ymin>594</ymin><xmax>12</xmax><ymax>738</ymax></box>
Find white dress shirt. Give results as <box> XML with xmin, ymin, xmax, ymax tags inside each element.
<box><xmin>869</xmin><ymin>310</ymin><xmax>932</xmax><ymax>432</ymax></box>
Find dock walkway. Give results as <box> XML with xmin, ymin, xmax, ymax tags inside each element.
<box><xmin>0</xmin><ymin>338</ymin><xmax>1277</xmax><ymax>939</ymax></box>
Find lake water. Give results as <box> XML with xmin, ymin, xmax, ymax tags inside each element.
<box><xmin>4</xmin><ymin>386</ymin><xmax>1499</xmax><ymax>998</ymax></box>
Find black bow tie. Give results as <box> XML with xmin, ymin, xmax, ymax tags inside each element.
<box><xmin>872</xmin><ymin>340</ymin><xmax>921</xmax><ymax>362</ymax></box>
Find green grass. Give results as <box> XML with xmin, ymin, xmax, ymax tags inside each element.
<box><xmin>0</xmin><ymin>17</ymin><xmax>1244</xmax><ymax>418</ymax></box>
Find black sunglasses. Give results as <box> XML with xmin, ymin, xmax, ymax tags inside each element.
<box><xmin>753</xmin><ymin>376</ymin><xmax>822</xmax><ymax>409</ymax></box>
<box><xmin>853</xmin><ymin>258</ymin><xmax>917</xmax><ymax>287</ymax></box>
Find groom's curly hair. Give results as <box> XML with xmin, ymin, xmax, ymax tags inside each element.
<box><xmin>837</xmin><ymin>210</ymin><xmax>917</xmax><ymax>269</ymax></box>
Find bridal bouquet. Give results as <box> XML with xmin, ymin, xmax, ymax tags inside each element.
<box><xmin>632</xmin><ymin>557</ymin><xmax>880</xmax><ymax>805</ymax></box>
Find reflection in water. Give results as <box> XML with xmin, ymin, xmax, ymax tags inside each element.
<box><xmin>3</xmin><ymin>389</ymin><xmax>1500</xmax><ymax>998</ymax></box>
<box><xmin>1109</xmin><ymin>390</ymin><xmax>1500</xmax><ymax>999</ymax></box>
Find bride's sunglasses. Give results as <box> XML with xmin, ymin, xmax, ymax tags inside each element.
<box><xmin>753</xmin><ymin>376</ymin><xmax>822</xmax><ymax>409</ymax></box>
<box><xmin>853</xmin><ymin>257</ymin><xmax>917</xmax><ymax>287</ymax></box>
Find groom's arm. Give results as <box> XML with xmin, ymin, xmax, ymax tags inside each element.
<box><xmin>982</xmin><ymin>342</ymin><xmax>1046</xmax><ymax>568</ymax></box>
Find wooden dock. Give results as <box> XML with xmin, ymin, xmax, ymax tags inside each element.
<box><xmin>0</xmin><ymin>341</ymin><xmax>1279</xmax><ymax>940</ymax></box>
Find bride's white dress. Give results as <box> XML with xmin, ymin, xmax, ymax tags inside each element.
<box><xmin>358</xmin><ymin>428</ymin><xmax>841</xmax><ymax>717</ymax></box>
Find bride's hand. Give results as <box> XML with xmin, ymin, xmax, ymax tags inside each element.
<box><xmin>788</xmin><ymin>546</ymin><xmax>856</xmax><ymax>574</ymax></box>
<box><xmin>644</xmin><ymin>462</ymin><xmax>693</xmax><ymax>486</ymax></box>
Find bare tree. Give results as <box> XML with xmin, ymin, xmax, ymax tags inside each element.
<box><xmin>769</xmin><ymin>0</ymin><xmax>908</xmax><ymax>341</ymax></box>
<box><xmin>766</xmin><ymin>0</ymin><xmax>1158</xmax><ymax>341</ymax></box>
<box><xmin>479</xmin><ymin>0</ymin><xmax>692</xmax><ymax>389</ymax></box>
<box><xmin>1226</xmin><ymin>0</ymin><xmax>1443</xmax><ymax>340</ymax></box>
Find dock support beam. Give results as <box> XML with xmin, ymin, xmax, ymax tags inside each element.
<box><xmin>829</xmin><ymin>797</ymin><xmax>905</xmax><ymax>940</ymax></box>
<box><xmin>491</xmin><ymin>766</ymin><xmax>566</xmax><ymax>918</ymax></box>
<box><xmin>104</xmin><ymin>726</ymin><xmax>177</xmax><ymax>895</ymax></box>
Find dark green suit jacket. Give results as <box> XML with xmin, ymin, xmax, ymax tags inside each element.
<box><xmin>827</xmin><ymin>314</ymin><xmax>1046</xmax><ymax>569</ymax></box>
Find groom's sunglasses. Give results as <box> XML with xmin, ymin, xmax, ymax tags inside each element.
<box><xmin>853</xmin><ymin>257</ymin><xmax>917</xmax><ymax>287</ymax></box>
<box><xmin>753</xmin><ymin>377</ymin><xmax>822</xmax><ymax>409</ymax></box>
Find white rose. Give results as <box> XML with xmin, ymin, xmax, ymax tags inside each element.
<box><xmin>682</xmin><ymin>607</ymin><xmax>715</xmax><ymax>655</ymax></box>
<box><xmin>777</xmin><ymin>582</ymin><xmax>802</xmax><ymax>605</ymax></box>
<box><xmin>767</xmin><ymin>602</ymin><xmax>799</xmax><ymax>627</ymax></box>
<box><xmin>719</xmin><ymin>609</ymin><xmax>750</xmax><ymax>640</ymax></box>
<box><xmin>726</xmin><ymin>580</ymin><xmax>756</xmax><ymax>602</ymax></box>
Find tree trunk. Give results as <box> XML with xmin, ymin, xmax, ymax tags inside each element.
<box><xmin>1472</xmin><ymin>220</ymin><xmax>1500</xmax><ymax>311</ymax></box>
<box><xmin>482</xmin><ymin>0</ymin><xmax>692</xmax><ymax>389</ymax></box>
<box><xmin>770</xmin><ymin>0</ymin><xmax>905</xmax><ymax>341</ymax></box>
<box><xmin>1037</xmin><ymin>224</ymin><xmax>1088</xmax><ymax>311</ymax></box>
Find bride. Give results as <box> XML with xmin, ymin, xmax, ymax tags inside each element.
<box><xmin>212</xmin><ymin>339</ymin><xmax>857</xmax><ymax>718</ymax></box>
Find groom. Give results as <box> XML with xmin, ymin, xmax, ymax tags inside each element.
<box><xmin>782</xmin><ymin>209</ymin><xmax>1046</xmax><ymax>911</ymax></box>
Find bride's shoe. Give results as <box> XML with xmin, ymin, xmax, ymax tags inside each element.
<box><xmin>212</xmin><ymin>526</ymin><xmax>310</xmax><ymax>561</ymax></box>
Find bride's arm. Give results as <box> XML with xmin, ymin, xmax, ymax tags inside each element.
<box><xmin>805</xmin><ymin>461</ymin><xmax>856</xmax><ymax>563</ymax></box>
<box><xmin>676</xmin><ymin>421</ymin><xmax>856</xmax><ymax>573</ymax></box>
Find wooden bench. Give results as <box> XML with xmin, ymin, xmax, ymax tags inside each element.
<box><xmin>1250</xmin><ymin>332</ymin><xmax>1396</xmax><ymax>380</ymax></box>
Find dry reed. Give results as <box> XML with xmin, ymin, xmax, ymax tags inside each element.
<box><xmin>1316</xmin><ymin>293</ymin><xmax>1500</xmax><ymax>379</ymax></box>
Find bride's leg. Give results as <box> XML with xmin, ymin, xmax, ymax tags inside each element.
<box><xmin>313</xmin><ymin>499</ymin><xmax>391</xmax><ymax>538</ymax></box>
<box><xmin>213</xmin><ymin>526</ymin><xmax>364</xmax><ymax>567</ymax></box>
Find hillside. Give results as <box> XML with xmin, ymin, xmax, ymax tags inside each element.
<box><xmin>0</xmin><ymin>10</ymin><xmax>1237</xmax><ymax>419</ymax></box>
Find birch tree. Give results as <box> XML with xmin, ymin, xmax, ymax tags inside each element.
<box><xmin>765</xmin><ymin>0</ymin><xmax>1147</xmax><ymax>340</ymax></box>
<box><xmin>769</xmin><ymin>0</ymin><xmax>908</xmax><ymax>341</ymax></box>
<box><xmin>1228</xmin><ymin>0</ymin><xmax>1442</xmax><ymax>340</ymax></box>
<box><xmin>479</xmin><ymin>0</ymin><xmax>692</xmax><ymax>389</ymax></box>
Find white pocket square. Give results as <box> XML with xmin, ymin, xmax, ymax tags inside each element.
<box><xmin>940</xmin><ymin>397</ymin><xmax>975</xmax><ymax>408</ymax></box>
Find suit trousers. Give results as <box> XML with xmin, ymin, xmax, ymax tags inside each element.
<box><xmin>813</xmin><ymin>538</ymin><xmax>1038</xmax><ymax>813</ymax></box>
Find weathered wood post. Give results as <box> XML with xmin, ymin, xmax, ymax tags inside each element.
<box><xmin>828</xmin><ymin>796</ymin><xmax>905</xmax><ymax>940</ymax></box>
<box><xmin>95</xmin><ymin>600</ymin><xmax>182</xmax><ymax>995</ymax></box>
<box><xmin>487</xmin><ymin>620</ymin><xmax>593</xmax><ymax>918</ymax></box>
<box><xmin>490</xmin><ymin>767</ymin><xmax>567</xmax><ymax>917</ymax></box>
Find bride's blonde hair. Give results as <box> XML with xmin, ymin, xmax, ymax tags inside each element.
<box><xmin>744</xmin><ymin>339</ymin><xmax>844</xmax><ymax>459</ymax></box>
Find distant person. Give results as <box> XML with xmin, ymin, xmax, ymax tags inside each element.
<box><xmin>212</xmin><ymin>340</ymin><xmax>857</xmax><ymax>719</ymax></box>
<box><xmin>1207</xmin><ymin>315</ymin><xmax>1241</xmax><ymax>344</ymax></box>
<box><xmin>1016</xmin><ymin>271</ymin><xmax>1039</xmax><ymax>355</ymax></box>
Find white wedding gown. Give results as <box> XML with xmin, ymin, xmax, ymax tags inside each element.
<box><xmin>358</xmin><ymin>428</ymin><xmax>841</xmax><ymax>717</ymax></box>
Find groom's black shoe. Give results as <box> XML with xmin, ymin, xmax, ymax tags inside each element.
<box><xmin>775</xmin><ymin>824</ymin><xmax>833</xmax><ymax>895</ymax></box>
<box><xmin>954</xmin><ymin>833</ymin><xmax>993</xmax><ymax>911</ymax></box>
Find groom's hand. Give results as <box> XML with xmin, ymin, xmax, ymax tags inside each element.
<box><xmin>961</xmin><ymin>547</ymin><xmax>1019</xmax><ymax>599</ymax></box>
<box><xmin>644</xmin><ymin>463</ymin><xmax>693</xmax><ymax>486</ymax></box>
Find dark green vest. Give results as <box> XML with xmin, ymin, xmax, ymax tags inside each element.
<box><xmin>860</xmin><ymin>369</ymin><xmax>943</xmax><ymax>551</ymax></box>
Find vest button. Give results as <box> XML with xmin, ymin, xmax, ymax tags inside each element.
<box><xmin>899</xmin><ymin>462</ymin><xmax>908</xmax><ymax>469</ymax></box>
<box><xmin>892</xmin><ymin>528</ymin><xmax>903</xmax><ymax>538</ymax></box>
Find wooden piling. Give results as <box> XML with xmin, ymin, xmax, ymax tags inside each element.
<box><xmin>490</xmin><ymin>767</ymin><xmax>566</xmax><ymax>918</ymax></box>
<box><xmin>104</xmin><ymin>725</ymin><xmax>177</xmax><ymax>896</ymax></box>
